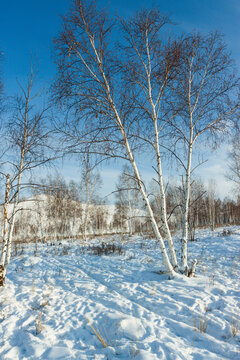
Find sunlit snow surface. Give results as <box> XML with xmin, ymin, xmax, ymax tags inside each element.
<box><xmin>0</xmin><ymin>227</ymin><xmax>239</xmax><ymax>359</ymax></box>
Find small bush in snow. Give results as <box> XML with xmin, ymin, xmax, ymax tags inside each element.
<box><xmin>219</xmin><ymin>229</ymin><xmax>233</xmax><ymax>237</ymax></box>
<box><xmin>88</xmin><ymin>242</ymin><xmax>124</xmax><ymax>256</ymax></box>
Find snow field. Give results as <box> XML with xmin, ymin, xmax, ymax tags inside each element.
<box><xmin>0</xmin><ymin>228</ymin><xmax>239</xmax><ymax>359</ymax></box>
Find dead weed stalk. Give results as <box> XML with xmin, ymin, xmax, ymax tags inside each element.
<box><xmin>86</xmin><ymin>317</ymin><xmax>108</xmax><ymax>348</ymax></box>
<box><xmin>231</xmin><ymin>311</ymin><xmax>239</xmax><ymax>337</ymax></box>
<box><xmin>193</xmin><ymin>312</ymin><xmax>208</xmax><ymax>333</ymax></box>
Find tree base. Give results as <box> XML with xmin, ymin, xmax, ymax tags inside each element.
<box><xmin>179</xmin><ymin>259</ymin><xmax>198</xmax><ymax>277</ymax></box>
<box><xmin>0</xmin><ymin>265</ymin><xmax>6</xmax><ymax>286</ymax></box>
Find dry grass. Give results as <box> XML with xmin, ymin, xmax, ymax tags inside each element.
<box><xmin>148</xmin><ymin>285</ymin><xmax>157</xmax><ymax>296</ymax></box>
<box><xmin>231</xmin><ymin>311</ymin><xmax>239</xmax><ymax>337</ymax></box>
<box><xmin>208</xmin><ymin>274</ymin><xmax>215</xmax><ymax>287</ymax></box>
<box><xmin>31</xmin><ymin>276</ymin><xmax>35</xmax><ymax>293</ymax></box>
<box><xmin>35</xmin><ymin>310</ymin><xmax>43</xmax><ymax>335</ymax></box>
<box><xmin>86</xmin><ymin>317</ymin><xmax>108</xmax><ymax>348</ymax></box>
<box><xmin>193</xmin><ymin>312</ymin><xmax>208</xmax><ymax>333</ymax></box>
<box><xmin>87</xmin><ymin>242</ymin><xmax>124</xmax><ymax>256</ymax></box>
<box><xmin>128</xmin><ymin>343</ymin><xmax>138</xmax><ymax>358</ymax></box>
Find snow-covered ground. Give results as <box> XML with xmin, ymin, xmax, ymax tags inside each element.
<box><xmin>0</xmin><ymin>227</ymin><xmax>239</xmax><ymax>359</ymax></box>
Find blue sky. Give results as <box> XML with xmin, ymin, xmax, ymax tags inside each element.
<box><xmin>1</xmin><ymin>0</ymin><xmax>239</xmax><ymax>199</ymax></box>
<box><xmin>1</xmin><ymin>0</ymin><xmax>240</xmax><ymax>92</ymax></box>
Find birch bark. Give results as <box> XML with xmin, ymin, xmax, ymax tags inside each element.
<box><xmin>0</xmin><ymin>175</ymin><xmax>11</xmax><ymax>286</ymax></box>
<box><xmin>0</xmin><ymin>174</ymin><xmax>10</xmax><ymax>267</ymax></box>
<box><xmin>181</xmin><ymin>140</ymin><xmax>193</xmax><ymax>270</ymax></box>
<box><xmin>180</xmin><ymin>52</ymin><xmax>194</xmax><ymax>272</ymax></box>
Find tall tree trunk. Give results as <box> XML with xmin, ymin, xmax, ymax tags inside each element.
<box><xmin>143</xmin><ymin>34</ymin><xmax>178</xmax><ymax>268</ymax></box>
<box><xmin>154</xmin><ymin>119</ymin><xmax>178</xmax><ymax>269</ymax></box>
<box><xmin>0</xmin><ymin>174</ymin><xmax>10</xmax><ymax>266</ymax></box>
<box><xmin>181</xmin><ymin>140</ymin><xmax>193</xmax><ymax>271</ymax></box>
<box><xmin>6</xmin><ymin>64</ymin><xmax>31</xmax><ymax>264</ymax></box>
<box><xmin>121</xmin><ymin>128</ymin><xmax>176</xmax><ymax>278</ymax></box>
<box><xmin>5</xmin><ymin>157</ymin><xmax>24</xmax><ymax>268</ymax></box>
<box><xmin>5</xmin><ymin>89</ymin><xmax>28</xmax><ymax>268</ymax></box>
<box><xmin>0</xmin><ymin>174</ymin><xmax>11</xmax><ymax>286</ymax></box>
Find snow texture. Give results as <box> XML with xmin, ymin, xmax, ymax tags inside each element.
<box><xmin>0</xmin><ymin>227</ymin><xmax>239</xmax><ymax>359</ymax></box>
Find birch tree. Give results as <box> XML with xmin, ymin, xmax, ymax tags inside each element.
<box><xmin>53</xmin><ymin>0</ymin><xmax>177</xmax><ymax>277</ymax></box>
<box><xmin>0</xmin><ymin>174</ymin><xmax>10</xmax><ymax>286</ymax></box>
<box><xmin>169</xmin><ymin>32</ymin><xmax>239</xmax><ymax>273</ymax></box>
<box><xmin>118</xmin><ymin>12</ymin><xmax>182</xmax><ymax>268</ymax></box>
<box><xmin>0</xmin><ymin>61</ymin><xmax>51</xmax><ymax>286</ymax></box>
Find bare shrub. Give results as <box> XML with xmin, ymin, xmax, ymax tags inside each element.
<box><xmin>88</xmin><ymin>242</ymin><xmax>124</xmax><ymax>256</ymax></box>
<box><xmin>220</xmin><ymin>229</ymin><xmax>233</xmax><ymax>237</ymax></box>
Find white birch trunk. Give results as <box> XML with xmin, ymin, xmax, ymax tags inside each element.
<box><xmin>5</xmin><ymin>79</ymin><xmax>29</xmax><ymax>268</ymax></box>
<box><xmin>181</xmin><ymin>56</ymin><xmax>194</xmax><ymax>273</ymax></box>
<box><xmin>181</xmin><ymin>144</ymin><xmax>192</xmax><ymax>270</ymax></box>
<box><xmin>109</xmin><ymin>94</ymin><xmax>175</xmax><ymax>276</ymax></box>
<box><xmin>124</xmin><ymin>137</ymin><xmax>176</xmax><ymax>277</ymax></box>
<box><xmin>144</xmin><ymin>32</ymin><xmax>178</xmax><ymax>269</ymax></box>
<box><xmin>84</xmin><ymin>28</ymin><xmax>176</xmax><ymax>277</ymax></box>
<box><xmin>6</xmin><ymin>164</ymin><xmax>23</xmax><ymax>268</ymax></box>
<box><xmin>153</xmin><ymin>119</ymin><xmax>178</xmax><ymax>269</ymax></box>
<box><xmin>181</xmin><ymin>113</ymin><xmax>193</xmax><ymax>272</ymax></box>
<box><xmin>0</xmin><ymin>174</ymin><xmax>10</xmax><ymax>267</ymax></box>
<box><xmin>106</xmin><ymin>89</ymin><xmax>175</xmax><ymax>276</ymax></box>
<box><xmin>0</xmin><ymin>175</ymin><xmax>11</xmax><ymax>286</ymax></box>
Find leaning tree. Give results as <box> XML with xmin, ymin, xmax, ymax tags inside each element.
<box><xmin>53</xmin><ymin>0</ymin><xmax>179</xmax><ymax>277</ymax></box>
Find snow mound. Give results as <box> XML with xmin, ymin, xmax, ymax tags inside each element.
<box><xmin>120</xmin><ymin>316</ymin><xmax>146</xmax><ymax>340</ymax></box>
<box><xmin>43</xmin><ymin>346</ymin><xmax>73</xmax><ymax>359</ymax></box>
<box><xmin>135</xmin><ymin>349</ymin><xmax>159</xmax><ymax>360</ymax></box>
